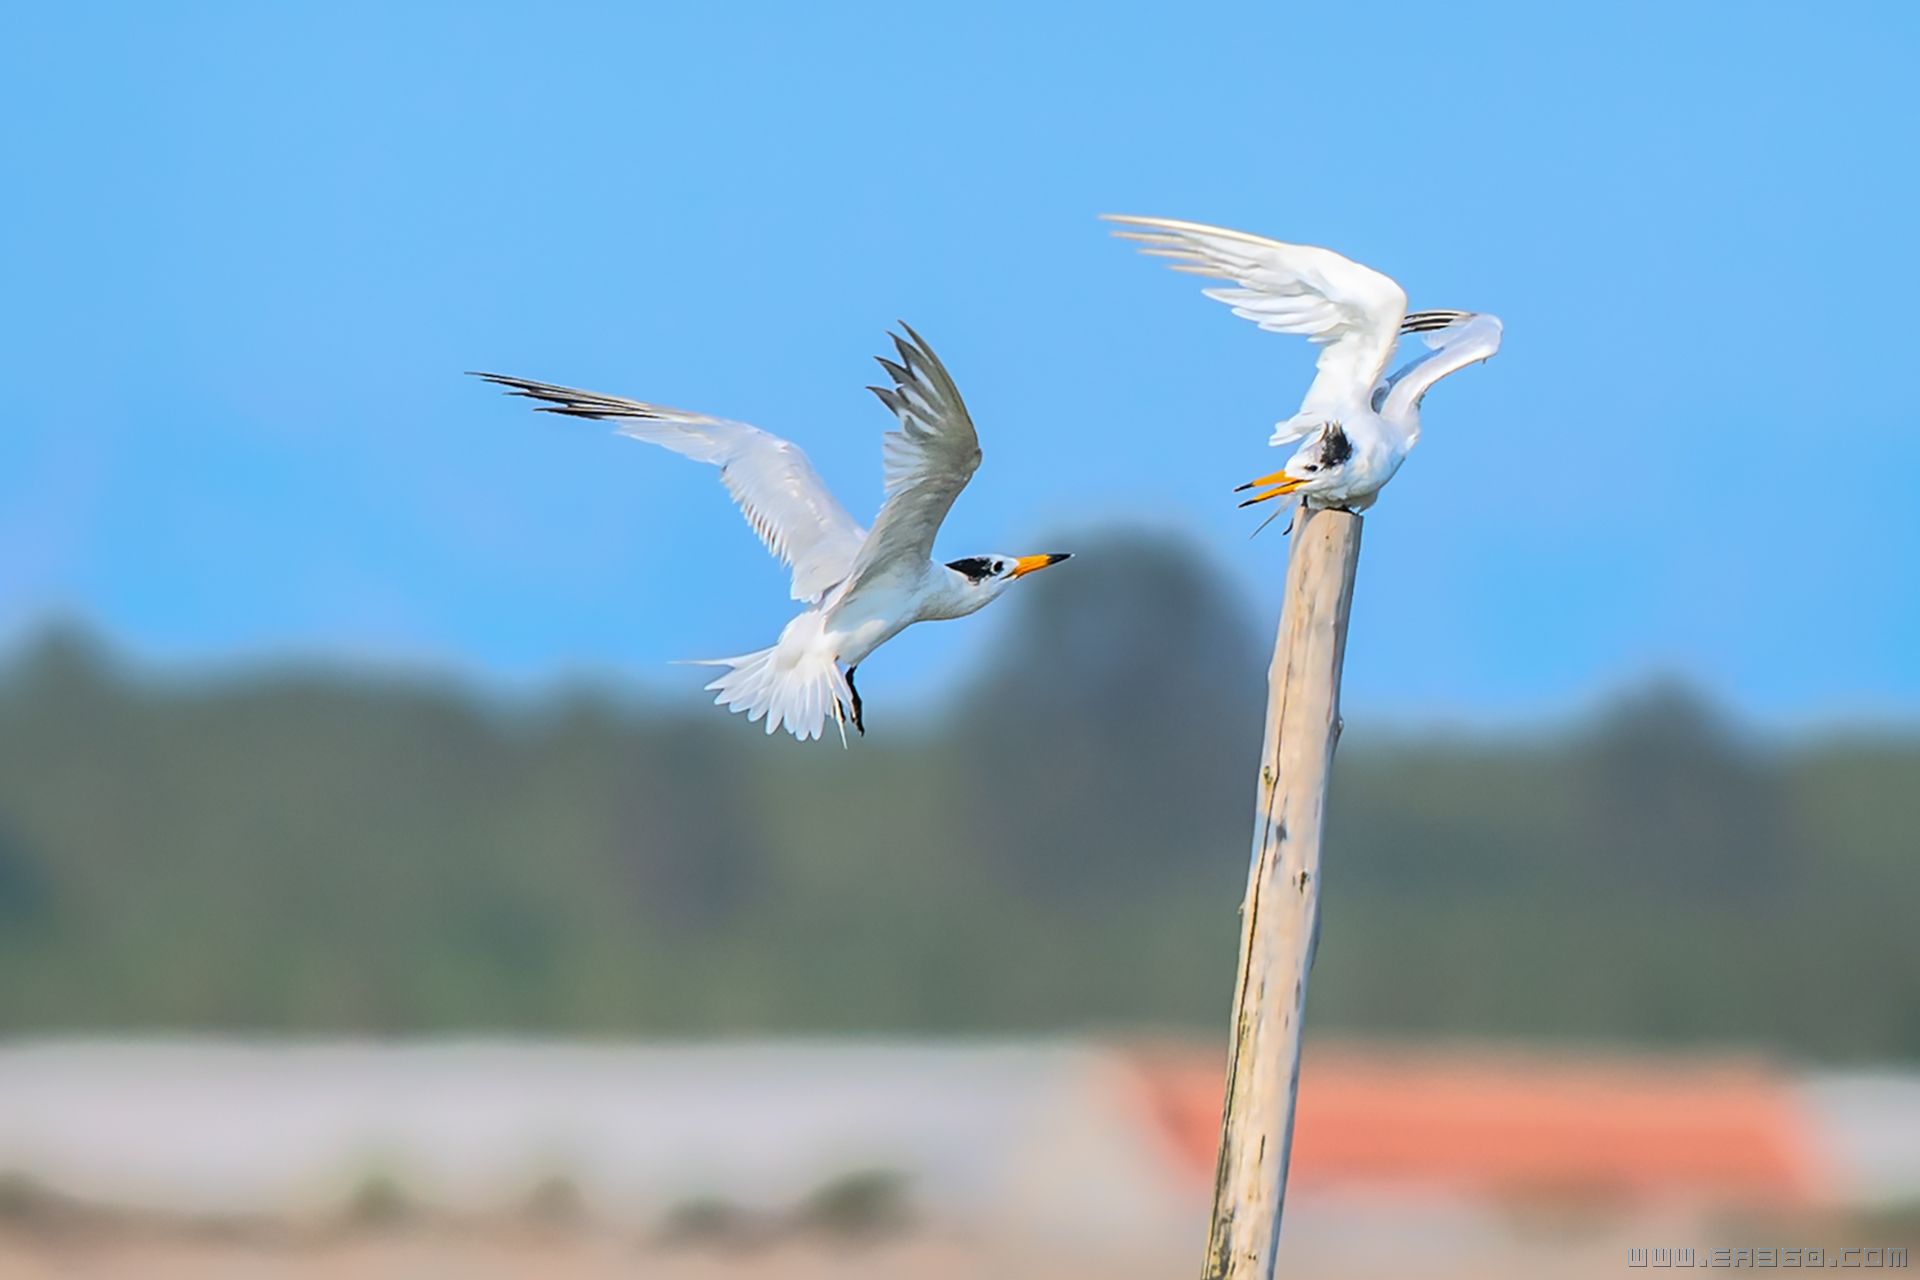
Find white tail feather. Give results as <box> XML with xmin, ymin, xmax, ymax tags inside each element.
<box><xmin>689</xmin><ymin>613</ymin><xmax>852</xmax><ymax>744</ymax></box>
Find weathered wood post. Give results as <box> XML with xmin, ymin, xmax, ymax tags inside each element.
<box><xmin>1201</xmin><ymin>505</ymin><xmax>1362</xmax><ymax>1279</ymax></box>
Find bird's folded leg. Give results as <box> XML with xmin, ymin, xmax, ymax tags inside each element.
<box><xmin>846</xmin><ymin>665</ymin><xmax>866</xmax><ymax>737</ymax></box>
<box><xmin>1234</xmin><ymin>468</ymin><xmax>1307</xmax><ymax>507</ymax></box>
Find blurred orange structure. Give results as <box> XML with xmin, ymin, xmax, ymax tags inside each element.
<box><xmin>1122</xmin><ymin>1041</ymin><xmax>1829</xmax><ymax>1211</ymax></box>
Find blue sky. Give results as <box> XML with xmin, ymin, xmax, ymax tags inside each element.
<box><xmin>3</xmin><ymin>2</ymin><xmax>1916</xmax><ymax>725</ymax></box>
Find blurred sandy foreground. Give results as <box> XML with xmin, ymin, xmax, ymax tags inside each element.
<box><xmin>0</xmin><ymin>1040</ymin><xmax>1913</xmax><ymax>1278</ymax></box>
<box><xmin>0</xmin><ymin>1233</ymin><xmax>1176</xmax><ymax>1280</ymax></box>
<box><xmin>2</xmin><ymin>1225</ymin><xmax>1908</xmax><ymax>1280</ymax></box>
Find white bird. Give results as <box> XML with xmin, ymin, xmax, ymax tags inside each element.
<box><xmin>1105</xmin><ymin>214</ymin><xmax>1502</xmax><ymax>514</ymax></box>
<box><xmin>472</xmin><ymin>326</ymin><xmax>1069</xmax><ymax>743</ymax></box>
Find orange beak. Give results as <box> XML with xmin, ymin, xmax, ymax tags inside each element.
<box><xmin>1010</xmin><ymin>553</ymin><xmax>1072</xmax><ymax>579</ymax></box>
<box><xmin>1234</xmin><ymin>469</ymin><xmax>1307</xmax><ymax>507</ymax></box>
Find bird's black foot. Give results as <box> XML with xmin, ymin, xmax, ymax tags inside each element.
<box><xmin>847</xmin><ymin>666</ymin><xmax>866</xmax><ymax>736</ymax></box>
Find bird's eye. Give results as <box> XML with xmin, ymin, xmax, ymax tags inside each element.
<box><xmin>993</xmin><ymin>560</ymin><xmax>1007</xmax><ymax>574</ymax></box>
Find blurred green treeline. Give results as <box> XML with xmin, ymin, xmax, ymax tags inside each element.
<box><xmin>1</xmin><ymin>534</ymin><xmax>1915</xmax><ymax>1059</ymax></box>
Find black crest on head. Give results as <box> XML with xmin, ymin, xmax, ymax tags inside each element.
<box><xmin>946</xmin><ymin>556</ymin><xmax>995</xmax><ymax>583</ymax></box>
<box><xmin>1317</xmin><ymin>423</ymin><xmax>1354</xmax><ymax>468</ymax></box>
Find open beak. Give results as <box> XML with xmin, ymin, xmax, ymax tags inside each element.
<box><xmin>1234</xmin><ymin>469</ymin><xmax>1307</xmax><ymax>507</ymax></box>
<box><xmin>1010</xmin><ymin>553</ymin><xmax>1071</xmax><ymax>579</ymax></box>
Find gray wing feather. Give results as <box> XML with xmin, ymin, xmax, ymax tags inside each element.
<box><xmin>838</xmin><ymin>326</ymin><xmax>982</xmax><ymax>598</ymax></box>
<box><xmin>472</xmin><ymin>372</ymin><xmax>868</xmax><ymax>603</ymax></box>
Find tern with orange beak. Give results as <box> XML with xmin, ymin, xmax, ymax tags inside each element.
<box><xmin>473</xmin><ymin>326</ymin><xmax>1069</xmax><ymax>743</ymax></box>
<box><xmin>1105</xmin><ymin>215</ymin><xmax>1502</xmax><ymax>517</ymax></box>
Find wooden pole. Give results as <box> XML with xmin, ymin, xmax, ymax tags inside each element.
<box><xmin>1201</xmin><ymin>505</ymin><xmax>1363</xmax><ymax>1280</ymax></box>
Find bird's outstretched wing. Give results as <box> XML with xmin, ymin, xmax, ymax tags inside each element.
<box><xmin>838</xmin><ymin>325</ymin><xmax>982</xmax><ymax>597</ymax></box>
<box><xmin>1104</xmin><ymin>214</ymin><xmax>1409</xmax><ymax>424</ymax></box>
<box><xmin>1374</xmin><ymin>312</ymin><xmax>1504</xmax><ymax>420</ymax></box>
<box><xmin>472</xmin><ymin>372</ymin><xmax>867</xmax><ymax>603</ymax></box>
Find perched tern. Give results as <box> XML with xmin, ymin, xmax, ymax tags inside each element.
<box><xmin>1105</xmin><ymin>214</ymin><xmax>1502</xmax><ymax>515</ymax></box>
<box><xmin>472</xmin><ymin>326</ymin><xmax>1069</xmax><ymax>743</ymax></box>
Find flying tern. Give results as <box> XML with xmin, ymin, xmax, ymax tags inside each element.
<box><xmin>473</xmin><ymin>326</ymin><xmax>1069</xmax><ymax>743</ymax></box>
<box><xmin>1105</xmin><ymin>214</ymin><xmax>1502</xmax><ymax>515</ymax></box>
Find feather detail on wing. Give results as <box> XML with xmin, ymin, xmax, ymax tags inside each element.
<box><xmin>1373</xmin><ymin>312</ymin><xmax>1504</xmax><ymax>420</ymax></box>
<box><xmin>1103</xmin><ymin>214</ymin><xmax>1409</xmax><ymax>413</ymax></box>
<box><xmin>839</xmin><ymin>325</ymin><xmax>982</xmax><ymax>595</ymax></box>
<box><xmin>471</xmin><ymin>372</ymin><xmax>867</xmax><ymax>603</ymax></box>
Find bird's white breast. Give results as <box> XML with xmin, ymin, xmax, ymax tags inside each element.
<box><xmin>824</xmin><ymin>568</ymin><xmax>930</xmax><ymax>666</ymax></box>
